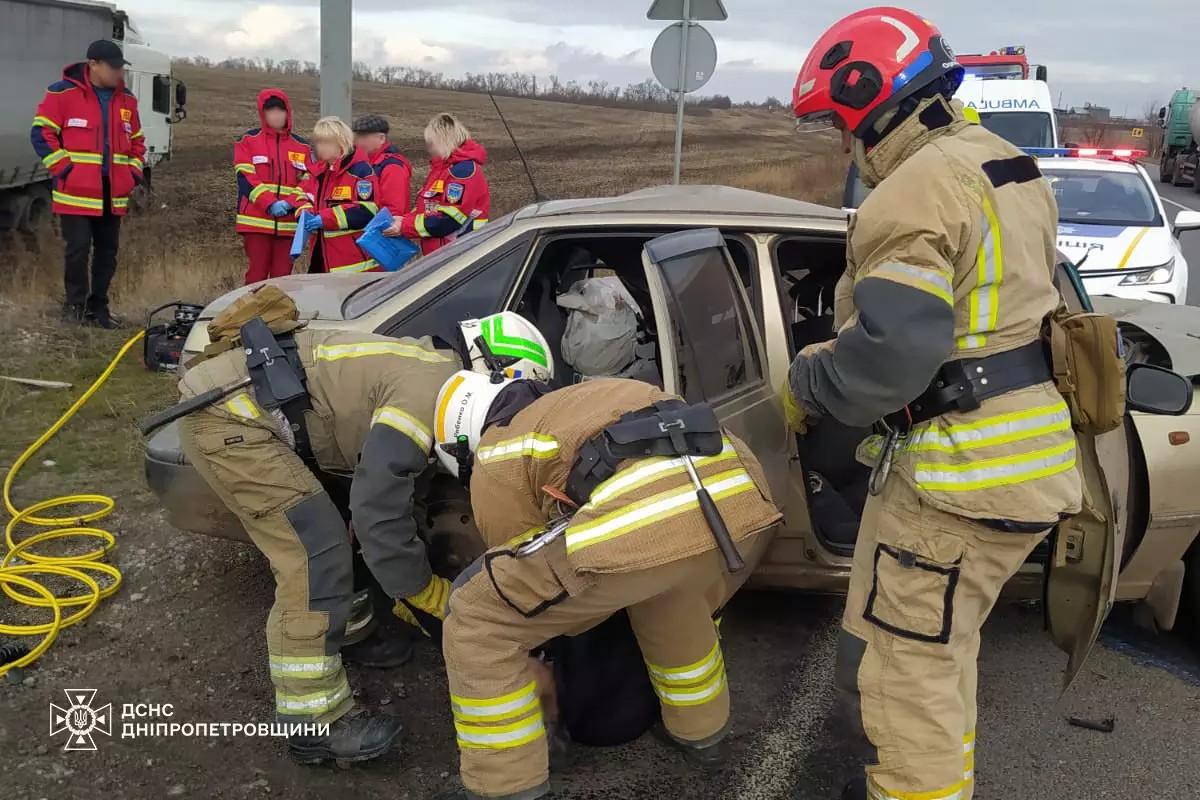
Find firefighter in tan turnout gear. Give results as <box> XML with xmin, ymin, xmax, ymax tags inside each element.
<box><xmin>785</xmin><ymin>8</ymin><xmax>1083</xmax><ymax>800</ymax></box>
<box><xmin>174</xmin><ymin>288</ymin><xmax>544</xmax><ymax>765</ymax></box>
<box><xmin>429</xmin><ymin>373</ymin><xmax>782</xmax><ymax>800</ymax></box>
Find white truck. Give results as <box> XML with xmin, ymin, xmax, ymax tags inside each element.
<box><xmin>0</xmin><ymin>0</ymin><xmax>185</xmax><ymax>232</ymax></box>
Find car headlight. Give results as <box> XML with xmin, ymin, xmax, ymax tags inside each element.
<box><xmin>1120</xmin><ymin>259</ymin><xmax>1175</xmax><ymax>286</ymax></box>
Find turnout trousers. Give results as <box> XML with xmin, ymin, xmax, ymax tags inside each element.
<box><xmin>179</xmin><ymin>413</ymin><xmax>356</xmax><ymax>725</ymax></box>
<box><xmin>835</xmin><ymin>476</ymin><xmax>1049</xmax><ymax>800</ymax></box>
<box><xmin>443</xmin><ymin>533</ymin><xmax>768</xmax><ymax>800</ymax></box>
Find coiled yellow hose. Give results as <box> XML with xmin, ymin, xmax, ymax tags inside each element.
<box><xmin>0</xmin><ymin>331</ymin><xmax>145</xmax><ymax>677</ymax></box>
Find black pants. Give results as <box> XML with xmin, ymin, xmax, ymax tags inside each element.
<box><xmin>60</xmin><ymin>181</ymin><xmax>121</xmax><ymax>310</ymax></box>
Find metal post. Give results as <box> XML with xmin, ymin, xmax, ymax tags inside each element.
<box><xmin>672</xmin><ymin>0</ymin><xmax>691</xmax><ymax>185</ymax></box>
<box><xmin>320</xmin><ymin>0</ymin><xmax>352</xmax><ymax>122</ymax></box>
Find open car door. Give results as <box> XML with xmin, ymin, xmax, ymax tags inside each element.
<box><xmin>639</xmin><ymin>228</ymin><xmax>790</xmax><ymax>502</ymax></box>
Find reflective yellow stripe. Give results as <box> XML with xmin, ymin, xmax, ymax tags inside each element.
<box><xmin>278</xmin><ymin>186</ymin><xmax>305</xmax><ymax>196</ymax></box>
<box><xmin>587</xmin><ymin>440</ymin><xmax>738</xmax><ymax>508</ymax></box>
<box><xmin>455</xmin><ymin>712</ymin><xmax>545</xmax><ymax>750</ymax></box>
<box><xmin>647</xmin><ymin>642</ymin><xmax>727</xmax><ymax>707</ymax></box>
<box><xmin>958</xmin><ymin>196</ymin><xmax>1003</xmax><ymax>350</ymax></box>
<box><xmin>130</xmin><ymin>130</ymin><xmax>144</xmax><ymax>140</ymax></box>
<box><xmin>870</xmin><ymin>262</ymin><xmax>954</xmax><ymax>306</ymax></box>
<box><xmin>360</xmin><ymin>202</ymin><xmax>379</xmax><ymax>214</ymax></box>
<box><xmin>277</xmin><ymin>221</ymin><xmax>298</xmax><ymax>233</ymax></box>
<box><xmin>276</xmin><ymin>680</ymin><xmax>351</xmax><ymax>715</ymax></box>
<box><xmin>323</xmin><ymin>228</ymin><xmax>358</xmax><ymax>239</ymax></box>
<box><xmin>472</xmin><ymin>218</ymin><xmax>489</xmax><ymax>229</ymax></box>
<box><xmin>234</xmin><ymin>162</ymin><xmax>257</xmax><ymax>175</ymax></box>
<box><xmin>314</xmin><ymin>342</ymin><xmax>453</xmax><ymax>363</ymax></box>
<box><xmin>67</xmin><ymin>151</ymin><xmax>104</xmax><ymax>165</ymax></box>
<box><xmin>33</xmin><ymin>115</ymin><xmax>61</xmax><ymax>132</ymax></box>
<box><xmin>113</xmin><ymin>154</ymin><xmax>142</xmax><ymax>169</ymax></box>
<box><xmin>236</xmin><ymin>214</ymin><xmax>278</xmax><ymax>231</ymax></box>
<box><xmin>415</xmin><ymin>214</ymin><xmax>429</xmax><ymax>237</ymax></box>
<box><xmin>43</xmin><ymin>149</ymin><xmax>69</xmax><ymax>168</ymax></box>
<box><xmin>868</xmin><ymin>778</ymin><xmax>969</xmax><ymax>800</ymax></box>
<box><xmin>437</xmin><ymin>205</ymin><xmax>469</xmax><ymax>224</ymax></box>
<box><xmin>502</xmin><ymin>525</ymin><xmax>545</xmax><ymax>549</ymax></box>
<box><xmin>913</xmin><ymin>440</ymin><xmax>1077</xmax><ymax>492</ymax></box>
<box><xmin>223</xmin><ymin>392</ymin><xmax>260</xmax><ymax>420</ymax></box>
<box><xmin>565</xmin><ymin>470</ymin><xmax>756</xmax><ymax>554</ymax></box>
<box><xmin>646</xmin><ymin>641</ymin><xmax>723</xmax><ymax>688</ymax></box>
<box><xmin>111</xmin><ymin>196</ymin><xmax>129</xmax><ymax>209</ymax></box>
<box><xmin>332</xmin><ymin>206</ymin><xmax>348</xmax><ymax>230</ymax></box>
<box><xmin>450</xmin><ymin>681</ymin><xmax>539</xmax><ymax>722</ymax></box>
<box><xmin>1117</xmin><ymin>227</ymin><xmax>1150</xmax><ymax>269</ymax></box>
<box><xmin>52</xmin><ymin>190</ymin><xmax>103</xmax><ymax>210</ymax></box>
<box><xmin>476</xmin><ymin>434</ymin><xmax>559</xmax><ymax>465</ymax></box>
<box><xmin>249</xmin><ymin>184</ymin><xmax>273</xmax><ymax>203</ymax></box>
<box><xmin>905</xmin><ymin>402</ymin><xmax>1071</xmax><ymax>454</ymax></box>
<box><xmin>371</xmin><ymin>406</ymin><xmax>433</xmax><ymax>452</ymax></box>
<box><xmin>269</xmin><ymin>654</ymin><xmax>343</xmax><ymax>679</ymax></box>
<box><xmin>328</xmin><ymin>258</ymin><xmax>378</xmax><ymax>273</ymax></box>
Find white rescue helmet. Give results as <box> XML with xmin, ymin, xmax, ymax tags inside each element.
<box><xmin>433</xmin><ymin>370</ymin><xmax>513</xmax><ymax>474</ymax></box>
<box><xmin>459</xmin><ymin>312</ymin><xmax>554</xmax><ymax>382</ymax></box>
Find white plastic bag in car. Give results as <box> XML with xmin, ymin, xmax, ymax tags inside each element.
<box><xmin>557</xmin><ymin>276</ymin><xmax>642</xmax><ymax>377</ymax></box>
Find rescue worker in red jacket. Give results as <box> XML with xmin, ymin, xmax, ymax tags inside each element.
<box><xmin>31</xmin><ymin>39</ymin><xmax>145</xmax><ymax>328</ymax></box>
<box><xmin>352</xmin><ymin>115</ymin><xmax>412</xmax><ymax>216</ymax></box>
<box><xmin>293</xmin><ymin>117</ymin><xmax>382</xmax><ymax>274</ymax></box>
<box><xmin>384</xmin><ymin>113</ymin><xmax>489</xmax><ymax>254</ymax></box>
<box><xmin>234</xmin><ymin>89</ymin><xmax>311</xmax><ymax>284</ymax></box>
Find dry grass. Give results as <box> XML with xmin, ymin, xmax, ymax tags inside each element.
<box><xmin>2</xmin><ymin>66</ymin><xmax>840</xmax><ymax>315</ymax></box>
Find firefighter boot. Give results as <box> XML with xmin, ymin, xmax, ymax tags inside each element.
<box><xmin>286</xmin><ymin>707</ymin><xmax>403</xmax><ymax>765</ymax></box>
<box><xmin>342</xmin><ymin>630</ymin><xmax>415</xmax><ymax>668</ymax></box>
<box><xmin>839</xmin><ymin>775</ymin><xmax>867</xmax><ymax>800</ymax></box>
<box><xmin>653</xmin><ymin>724</ymin><xmax>729</xmax><ymax>771</ymax></box>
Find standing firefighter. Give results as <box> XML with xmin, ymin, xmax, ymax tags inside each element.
<box><xmin>430</xmin><ymin>374</ymin><xmax>782</xmax><ymax>800</ymax></box>
<box><xmin>784</xmin><ymin>8</ymin><xmax>1082</xmax><ymax>800</ymax></box>
<box><xmin>174</xmin><ymin>286</ymin><xmax>461</xmax><ymax>764</ymax></box>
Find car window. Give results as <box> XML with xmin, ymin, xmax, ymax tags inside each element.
<box><xmin>377</xmin><ymin>234</ymin><xmax>533</xmax><ymax>345</ymax></box>
<box><xmin>977</xmin><ymin>111</ymin><xmax>1054</xmax><ymax>149</ymax></box>
<box><xmin>655</xmin><ymin>245</ymin><xmax>763</xmax><ymax>402</ymax></box>
<box><xmin>1042</xmin><ymin>168</ymin><xmax>1162</xmax><ymax>227</ymax></box>
<box><xmin>343</xmin><ymin>212</ymin><xmax>517</xmax><ymax>318</ymax></box>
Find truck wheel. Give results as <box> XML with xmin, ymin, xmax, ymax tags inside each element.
<box><xmin>1160</xmin><ymin>156</ymin><xmax>1174</xmax><ymax>184</ymax></box>
<box><xmin>1193</xmin><ymin>168</ymin><xmax>1200</xmax><ymax>195</ymax></box>
<box><xmin>1172</xmin><ymin>161</ymin><xmax>1189</xmax><ymax>187</ymax></box>
<box><xmin>17</xmin><ymin>184</ymin><xmax>52</xmax><ymax>234</ymax></box>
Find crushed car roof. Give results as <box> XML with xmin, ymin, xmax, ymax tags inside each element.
<box><xmin>522</xmin><ymin>184</ymin><xmax>845</xmax><ymax>220</ymax></box>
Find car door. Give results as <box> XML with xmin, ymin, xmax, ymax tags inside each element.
<box><xmin>1046</xmin><ymin>257</ymin><xmax>1125</xmax><ymax>689</ymax></box>
<box><xmin>639</xmin><ymin>227</ymin><xmax>790</xmax><ymax>503</ymax></box>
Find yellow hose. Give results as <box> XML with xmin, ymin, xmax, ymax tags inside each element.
<box><xmin>0</xmin><ymin>330</ymin><xmax>145</xmax><ymax>677</ymax></box>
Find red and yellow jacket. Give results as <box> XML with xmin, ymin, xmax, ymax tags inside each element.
<box><xmin>234</xmin><ymin>89</ymin><xmax>311</xmax><ymax>236</ymax></box>
<box><xmin>367</xmin><ymin>142</ymin><xmax>413</xmax><ymax>216</ymax></box>
<box><xmin>399</xmin><ymin>139</ymin><xmax>490</xmax><ymax>255</ymax></box>
<box><xmin>295</xmin><ymin>149</ymin><xmax>382</xmax><ymax>274</ymax></box>
<box><xmin>30</xmin><ymin>63</ymin><xmax>146</xmax><ymax>217</ymax></box>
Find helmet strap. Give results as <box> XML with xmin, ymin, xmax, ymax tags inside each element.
<box><xmin>859</xmin><ymin>76</ymin><xmax>958</xmax><ymax>149</ymax></box>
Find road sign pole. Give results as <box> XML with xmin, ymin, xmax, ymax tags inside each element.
<box><xmin>672</xmin><ymin>0</ymin><xmax>691</xmax><ymax>185</ymax></box>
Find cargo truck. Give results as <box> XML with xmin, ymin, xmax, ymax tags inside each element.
<box><xmin>0</xmin><ymin>0</ymin><xmax>185</xmax><ymax>233</ymax></box>
<box><xmin>1158</xmin><ymin>89</ymin><xmax>1199</xmax><ymax>191</ymax></box>
<box><xmin>957</xmin><ymin>45</ymin><xmax>1048</xmax><ymax>82</ymax></box>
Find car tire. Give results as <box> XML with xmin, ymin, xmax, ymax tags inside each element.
<box><xmin>1180</xmin><ymin>537</ymin><xmax>1200</xmax><ymax>644</ymax></box>
<box><xmin>1172</xmin><ymin>162</ymin><xmax>1189</xmax><ymax>187</ymax></box>
<box><xmin>1160</xmin><ymin>156</ymin><xmax>1174</xmax><ymax>184</ymax></box>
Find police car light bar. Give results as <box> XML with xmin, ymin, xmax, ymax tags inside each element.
<box><xmin>1021</xmin><ymin>147</ymin><xmax>1148</xmax><ymax>161</ymax></box>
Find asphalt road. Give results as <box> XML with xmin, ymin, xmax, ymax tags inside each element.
<box><xmin>1157</xmin><ymin>179</ymin><xmax>1200</xmax><ymax>305</ymax></box>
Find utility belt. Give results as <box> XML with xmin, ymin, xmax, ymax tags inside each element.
<box><xmin>869</xmin><ymin>340</ymin><xmax>1052</xmax><ymax>496</ymax></box>
<box><xmin>241</xmin><ymin>317</ymin><xmax>317</xmax><ymax>469</ymax></box>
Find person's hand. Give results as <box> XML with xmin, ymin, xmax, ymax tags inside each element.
<box><xmin>393</xmin><ymin>574</ymin><xmax>452</xmax><ymax>637</ymax></box>
<box><xmin>381</xmin><ymin>220</ymin><xmax>404</xmax><ymax>238</ymax></box>
<box><xmin>779</xmin><ymin>379</ymin><xmax>808</xmax><ymax>434</ymax></box>
<box><xmin>267</xmin><ymin>200</ymin><xmax>292</xmax><ymax>217</ymax></box>
<box><xmin>302</xmin><ymin>212</ymin><xmax>325</xmax><ymax>233</ymax></box>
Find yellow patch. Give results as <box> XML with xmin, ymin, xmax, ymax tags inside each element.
<box><xmin>331</xmin><ymin>186</ymin><xmax>352</xmax><ymax>200</ymax></box>
<box><xmin>120</xmin><ymin>108</ymin><xmax>132</xmax><ymax>121</ymax></box>
<box><xmin>288</xmin><ymin>151</ymin><xmax>307</xmax><ymax>164</ymax></box>
<box><xmin>431</xmin><ymin>180</ymin><xmax>444</xmax><ymax>194</ymax></box>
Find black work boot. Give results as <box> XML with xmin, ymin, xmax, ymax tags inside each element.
<box><xmin>286</xmin><ymin>707</ymin><xmax>403</xmax><ymax>766</ymax></box>
<box><xmin>840</xmin><ymin>775</ymin><xmax>868</xmax><ymax>800</ymax></box>
<box><xmin>652</xmin><ymin>724</ymin><xmax>729</xmax><ymax>771</ymax></box>
<box><xmin>85</xmin><ymin>305</ymin><xmax>121</xmax><ymax>330</ymax></box>
<box><xmin>62</xmin><ymin>304</ymin><xmax>86</xmax><ymax>325</ymax></box>
<box><xmin>546</xmin><ymin>721</ymin><xmax>573</xmax><ymax>773</ymax></box>
<box><xmin>342</xmin><ymin>629</ymin><xmax>415</xmax><ymax>668</ymax></box>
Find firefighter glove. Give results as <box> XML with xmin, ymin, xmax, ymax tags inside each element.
<box><xmin>393</xmin><ymin>574</ymin><xmax>452</xmax><ymax>639</ymax></box>
<box><xmin>780</xmin><ymin>379</ymin><xmax>808</xmax><ymax>434</ymax></box>
<box><xmin>268</xmin><ymin>200</ymin><xmax>293</xmax><ymax>217</ymax></box>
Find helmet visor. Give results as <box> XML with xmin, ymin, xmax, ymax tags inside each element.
<box><xmin>794</xmin><ymin>108</ymin><xmax>840</xmax><ymax>135</ymax></box>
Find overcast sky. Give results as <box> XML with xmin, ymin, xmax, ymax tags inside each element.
<box><xmin>119</xmin><ymin>0</ymin><xmax>1187</xmax><ymax>115</ymax></box>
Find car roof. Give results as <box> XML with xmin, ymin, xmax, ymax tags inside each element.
<box><xmin>1037</xmin><ymin>157</ymin><xmax>1142</xmax><ymax>174</ymax></box>
<box><xmin>518</xmin><ymin>184</ymin><xmax>845</xmax><ymax>221</ymax></box>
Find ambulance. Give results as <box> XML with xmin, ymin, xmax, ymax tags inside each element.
<box><xmin>954</xmin><ymin>77</ymin><xmax>1058</xmax><ymax>149</ymax></box>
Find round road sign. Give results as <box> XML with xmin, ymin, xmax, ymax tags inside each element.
<box><xmin>651</xmin><ymin>21</ymin><xmax>718</xmax><ymax>93</ymax></box>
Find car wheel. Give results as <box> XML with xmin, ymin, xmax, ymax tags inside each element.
<box><xmin>1180</xmin><ymin>537</ymin><xmax>1200</xmax><ymax>643</ymax></box>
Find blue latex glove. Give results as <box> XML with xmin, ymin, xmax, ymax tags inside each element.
<box><xmin>267</xmin><ymin>200</ymin><xmax>292</xmax><ymax>217</ymax></box>
<box><xmin>303</xmin><ymin>212</ymin><xmax>325</xmax><ymax>232</ymax></box>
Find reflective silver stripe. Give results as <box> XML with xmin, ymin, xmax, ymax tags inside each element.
<box><xmin>959</xmin><ymin>198</ymin><xmax>1003</xmax><ymax>351</ymax></box>
<box><xmin>587</xmin><ymin>441</ymin><xmax>737</xmax><ymax>507</ymax></box>
<box><xmin>906</xmin><ymin>403</ymin><xmax>1071</xmax><ymax>453</ymax></box>
<box><xmin>653</xmin><ymin>673</ymin><xmax>726</xmax><ymax>707</ymax></box>
<box><xmin>275</xmin><ymin>681</ymin><xmax>351</xmax><ymax>714</ymax></box>
<box><xmin>224</xmin><ymin>392</ymin><xmax>260</xmax><ymax>420</ymax></box>
<box><xmin>371</xmin><ymin>406</ymin><xmax>433</xmax><ymax>451</ymax></box>
<box><xmin>455</xmin><ymin>715</ymin><xmax>545</xmax><ymax>749</ymax></box>
<box><xmin>871</xmin><ymin>262</ymin><xmax>953</xmax><ymax>305</ymax></box>
<box><xmin>451</xmin><ymin>681</ymin><xmax>540</xmax><ymax>722</ymax></box>
<box><xmin>913</xmin><ymin>441</ymin><xmax>1077</xmax><ymax>492</ymax></box>
<box><xmin>646</xmin><ymin>641</ymin><xmax>722</xmax><ymax>686</ymax></box>
<box><xmin>314</xmin><ymin>342</ymin><xmax>452</xmax><ymax>363</ymax></box>
<box><xmin>476</xmin><ymin>434</ymin><xmax>559</xmax><ymax>464</ymax></box>
<box><xmin>269</xmin><ymin>654</ymin><xmax>343</xmax><ymax>678</ymax></box>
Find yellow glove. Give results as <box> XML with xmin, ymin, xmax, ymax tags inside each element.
<box><xmin>780</xmin><ymin>380</ymin><xmax>808</xmax><ymax>434</ymax></box>
<box><xmin>393</xmin><ymin>574</ymin><xmax>452</xmax><ymax>637</ymax></box>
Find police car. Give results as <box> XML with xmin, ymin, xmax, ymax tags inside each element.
<box><xmin>1037</xmin><ymin>150</ymin><xmax>1200</xmax><ymax>304</ymax></box>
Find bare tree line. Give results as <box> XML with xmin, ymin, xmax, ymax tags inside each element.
<box><xmin>174</xmin><ymin>56</ymin><xmax>788</xmax><ymax>114</ymax></box>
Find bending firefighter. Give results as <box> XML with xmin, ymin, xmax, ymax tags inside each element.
<box><xmin>784</xmin><ymin>8</ymin><xmax>1083</xmax><ymax>800</ymax></box>
<box><xmin>169</xmin><ymin>286</ymin><xmax>473</xmax><ymax>764</ymax></box>
<box><xmin>430</xmin><ymin>374</ymin><xmax>782</xmax><ymax>799</ymax></box>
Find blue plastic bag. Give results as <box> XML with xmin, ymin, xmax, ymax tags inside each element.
<box><xmin>290</xmin><ymin>211</ymin><xmax>312</xmax><ymax>259</ymax></box>
<box><xmin>357</xmin><ymin>208</ymin><xmax>419</xmax><ymax>272</ymax></box>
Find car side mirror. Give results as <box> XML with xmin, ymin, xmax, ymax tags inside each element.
<box><xmin>1157</xmin><ymin>106</ymin><xmax>1167</xmax><ymax>120</ymax></box>
<box><xmin>176</xmin><ymin>82</ymin><xmax>188</xmax><ymax>107</ymax></box>
<box><xmin>1173</xmin><ymin>209</ymin><xmax>1200</xmax><ymax>237</ymax></box>
<box><xmin>1126</xmin><ymin>363</ymin><xmax>1193</xmax><ymax>416</ymax></box>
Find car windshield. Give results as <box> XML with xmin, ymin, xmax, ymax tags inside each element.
<box><xmin>1041</xmin><ymin>168</ymin><xmax>1162</xmax><ymax>227</ymax></box>
<box><xmin>978</xmin><ymin>111</ymin><xmax>1054</xmax><ymax>148</ymax></box>
<box><xmin>341</xmin><ymin>212</ymin><xmax>516</xmax><ymax>318</ymax></box>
